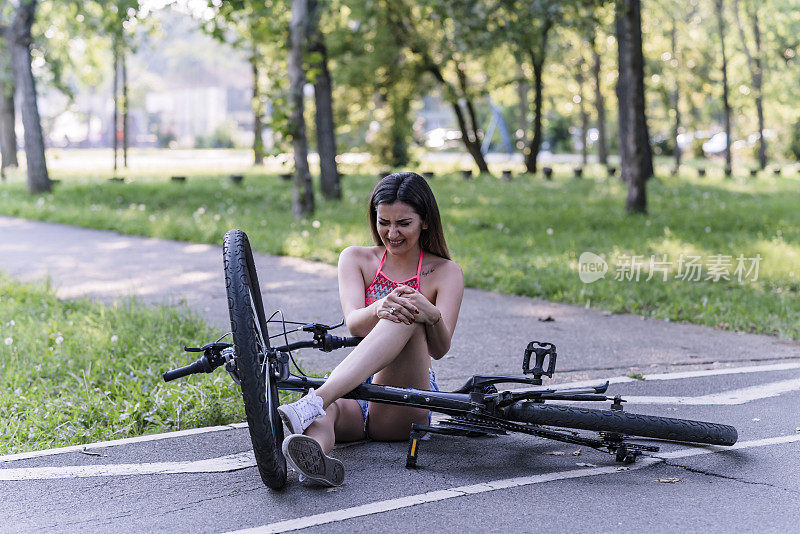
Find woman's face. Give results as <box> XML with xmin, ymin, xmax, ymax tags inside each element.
<box><xmin>375</xmin><ymin>201</ymin><xmax>427</xmax><ymax>254</ymax></box>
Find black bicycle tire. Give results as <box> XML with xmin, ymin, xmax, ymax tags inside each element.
<box><xmin>223</xmin><ymin>229</ymin><xmax>287</xmax><ymax>489</ymax></box>
<box><xmin>503</xmin><ymin>403</ymin><xmax>738</xmax><ymax>446</ymax></box>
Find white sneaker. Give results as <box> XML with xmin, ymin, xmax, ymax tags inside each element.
<box><xmin>282</xmin><ymin>434</ymin><xmax>345</xmax><ymax>487</ymax></box>
<box><xmin>277</xmin><ymin>389</ymin><xmax>326</xmax><ymax>434</ymax></box>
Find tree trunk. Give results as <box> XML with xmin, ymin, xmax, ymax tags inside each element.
<box><xmin>591</xmin><ymin>35</ymin><xmax>608</xmax><ymax>166</ymax></box>
<box><xmin>715</xmin><ymin>0</ymin><xmax>732</xmax><ymax>177</ymax></box>
<box><xmin>733</xmin><ymin>0</ymin><xmax>766</xmax><ymax>169</ymax></box>
<box><xmin>388</xmin><ymin>91</ymin><xmax>412</xmax><ymax>167</ymax></box>
<box><xmin>10</xmin><ymin>0</ymin><xmax>50</xmax><ymax>193</ymax></box>
<box><xmin>0</xmin><ymin>78</ymin><xmax>18</xmax><ymax>178</ymax></box>
<box><xmin>249</xmin><ymin>46</ymin><xmax>264</xmax><ymax>166</ymax></box>
<box><xmin>752</xmin><ymin>5</ymin><xmax>765</xmax><ymax>169</ymax></box>
<box><xmin>288</xmin><ymin>0</ymin><xmax>314</xmax><ymax>217</ymax></box>
<box><xmin>112</xmin><ymin>40</ymin><xmax>119</xmax><ymax>172</ymax></box>
<box><xmin>383</xmin><ymin>3</ymin><xmax>488</xmax><ymax>173</ymax></box>
<box><xmin>122</xmin><ymin>47</ymin><xmax>128</xmax><ymax>168</ymax></box>
<box><xmin>524</xmin><ymin>26</ymin><xmax>549</xmax><ymax>176</ymax></box>
<box><xmin>308</xmin><ymin>0</ymin><xmax>340</xmax><ymax>199</ymax></box>
<box><xmin>0</xmin><ymin>42</ymin><xmax>18</xmax><ymax>177</ymax></box>
<box><xmin>516</xmin><ymin>62</ymin><xmax>529</xmax><ymax>140</ymax></box>
<box><xmin>670</xmin><ymin>21</ymin><xmax>682</xmax><ymax>173</ymax></box>
<box><xmin>576</xmin><ymin>54</ymin><xmax>588</xmax><ymax>167</ymax></box>
<box><xmin>453</xmin><ymin>62</ymin><xmax>489</xmax><ymax>174</ymax></box>
<box><xmin>616</xmin><ymin>0</ymin><xmax>647</xmax><ymax>213</ymax></box>
<box><xmin>425</xmin><ymin>62</ymin><xmax>489</xmax><ymax>174</ymax></box>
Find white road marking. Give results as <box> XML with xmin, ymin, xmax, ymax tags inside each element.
<box><xmin>0</xmin><ymin>452</ymin><xmax>256</xmax><ymax>481</ymax></box>
<box><xmin>547</xmin><ymin>361</ymin><xmax>800</xmax><ymax>390</ymax></box>
<box><xmin>226</xmin><ymin>434</ymin><xmax>800</xmax><ymax>534</ymax></box>
<box><xmin>2</xmin><ymin>361</ymin><xmax>797</xmax><ymax>465</ymax></box>
<box><xmin>623</xmin><ymin>377</ymin><xmax>800</xmax><ymax>405</ymax></box>
<box><xmin>0</xmin><ymin>423</ymin><xmax>249</xmax><ymax>464</ymax></box>
<box><xmin>657</xmin><ymin>433</ymin><xmax>800</xmax><ymax>459</ymax></box>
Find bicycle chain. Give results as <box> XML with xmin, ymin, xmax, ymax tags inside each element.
<box><xmin>446</xmin><ymin>412</ymin><xmax>658</xmax><ymax>454</ymax></box>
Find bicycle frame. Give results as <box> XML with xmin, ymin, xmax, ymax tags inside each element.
<box><xmin>275</xmin><ymin>374</ymin><xmax>611</xmax><ymax>417</ymax></box>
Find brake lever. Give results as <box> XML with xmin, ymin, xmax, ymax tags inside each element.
<box><xmin>302</xmin><ymin>320</ymin><xmax>345</xmax><ymax>335</ymax></box>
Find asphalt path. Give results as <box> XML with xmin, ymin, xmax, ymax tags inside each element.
<box><xmin>2</xmin><ymin>216</ymin><xmax>800</xmax><ymax>532</ymax></box>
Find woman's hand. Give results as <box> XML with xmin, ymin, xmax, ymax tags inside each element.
<box><xmin>396</xmin><ymin>286</ymin><xmax>441</xmax><ymax>326</ymax></box>
<box><xmin>376</xmin><ymin>287</ymin><xmax>419</xmax><ymax>325</ymax></box>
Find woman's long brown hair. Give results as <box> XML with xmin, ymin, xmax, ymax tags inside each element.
<box><xmin>368</xmin><ymin>172</ymin><xmax>451</xmax><ymax>260</ymax></box>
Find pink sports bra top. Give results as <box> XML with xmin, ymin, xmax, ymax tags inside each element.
<box><xmin>365</xmin><ymin>249</ymin><xmax>424</xmax><ymax>305</ymax></box>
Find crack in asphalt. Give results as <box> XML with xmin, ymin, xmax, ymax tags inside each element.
<box><xmin>663</xmin><ymin>460</ymin><xmax>800</xmax><ymax>495</ymax></box>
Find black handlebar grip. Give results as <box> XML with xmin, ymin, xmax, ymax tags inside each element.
<box><xmin>163</xmin><ymin>357</ymin><xmax>208</xmax><ymax>382</ymax></box>
<box><xmin>344</xmin><ymin>336</ymin><xmax>363</xmax><ymax>347</ymax></box>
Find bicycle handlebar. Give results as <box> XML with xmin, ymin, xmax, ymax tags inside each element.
<box><xmin>274</xmin><ymin>334</ymin><xmax>362</xmax><ymax>353</ymax></box>
<box><xmin>163</xmin><ymin>334</ymin><xmax>360</xmax><ymax>382</ymax></box>
<box><xmin>163</xmin><ymin>356</ymin><xmax>213</xmax><ymax>382</ymax></box>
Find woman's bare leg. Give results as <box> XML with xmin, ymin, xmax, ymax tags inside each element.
<box><xmin>367</xmin><ymin>320</ymin><xmax>432</xmax><ymax>441</ymax></box>
<box><xmin>315</xmin><ymin>319</ymin><xmax>421</xmax><ymax>408</ymax></box>
<box><xmin>304</xmin><ymin>398</ymin><xmax>366</xmax><ymax>454</ymax></box>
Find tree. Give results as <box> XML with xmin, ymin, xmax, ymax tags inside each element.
<box><xmin>616</xmin><ymin>0</ymin><xmax>648</xmax><ymax>212</ymax></box>
<box><xmin>2</xmin><ymin>0</ymin><xmax>50</xmax><ymax>193</ymax></box>
<box><xmin>733</xmin><ymin>0</ymin><xmax>766</xmax><ymax>169</ymax></box>
<box><xmin>308</xmin><ymin>0</ymin><xmax>340</xmax><ymax>199</ymax></box>
<box><xmin>668</xmin><ymin>18</ymin><xmax>682</xmax><ymax>173</ymax></box>
<box><xmin>203</xmin><ymin>0</ymin><xmax>288</xmax><ymax>166</ymax></box>
<box><xmin>714</xmin><ymin>0</ymin><xmax>732</xmax><ymax>176</ymax></box>
<box><xmin>326</xmin><ymin>0</ymin><xmax>429</xmax><ymax>168</ymax></box>
<box><xmin>492</xmin><ymin>0</ymin><xmax>558</xmax><ymax>174</ymax></box>
<box><xmin>574</xmin><ymin>51</ymin><xmax>589</xmax><ymax>166</ymax></box>
<box><xmin>0</xmin><ymin>39</ymin><xmax>18</xmax><ymax>178</ymax></box>
<box><xmin>101</xmin><ymin>1</ymin><xmax>141</xmax><ymax>171</ymax></box>
<box><xmin>288</xmin><ymin>0</ymin><xmax>314</xmax><ymax>217</ymax></box>
<box><xmin>382</xmin><ymin>0</ymin><xmax>491</xmax><ymax>174</ymax></box>
<box><xmin>591</xmin><ymin>29</ymin><xmax>609</xmax><ymax>166</ymax></box>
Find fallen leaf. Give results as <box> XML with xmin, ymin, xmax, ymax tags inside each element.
<box><xmin>576</xmin><ymin>462</ymin><xmax>597</xmax><ymax>467</ymax></box>
<box><xmin>571</xmin><ymin>449</ymin><xmax>582</xmax><ymax>456</ymax></box>
<box><xmin>544</xmin><ymin>451</ymin><xmax>567</xmax><ymax>456</ymax></box>
<box><xmin>657</xmin><ymin>477</ymin><xmax>680</xmax><ymax>483</ymax></box>
<box><xmin>538</xmin><ymin>315</ymin><xmax>555</xmax><ymax>322</ymax></box>
<box><xmin>80</xmin><ymin>449</ymin><xmax>106</xmax><ymax>457</ymax></box>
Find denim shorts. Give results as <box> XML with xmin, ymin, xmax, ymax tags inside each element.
<box><xmin>357</xmin><ymin>368</ymin><xmax>439</xmax><ymax>429</ymax></box>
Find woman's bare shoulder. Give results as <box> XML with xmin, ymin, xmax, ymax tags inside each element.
<box><xmin>421</xmin><ymin>253</ymin><xmax>463</xmax><ymax>282</ymax></box>
<box><xmin>339</xmin><ymin>245</ymin><xmax>383</xmax><ymax>266</ymax></box>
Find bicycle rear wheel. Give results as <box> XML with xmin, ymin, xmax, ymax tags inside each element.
<box><xmin>224</xmin><ymin>229</ymin><xmax>287</xmax><ymax>489</ymax></box>
<box><xmin>503</xmin><ymin>403</ymin><xmax>737</xmax><ymax>446</ymax></box>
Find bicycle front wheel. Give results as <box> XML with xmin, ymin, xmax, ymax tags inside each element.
<box><xmin>503</xmin><ymin>403</ymin><xmax>737</xmax><ymax>446</ymax></box>
<box><xmin>224</xmin><ymin>229</ymin><xmax>287</xmax><ymax>489</ymax></box>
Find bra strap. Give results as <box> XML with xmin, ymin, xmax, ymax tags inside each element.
<box><xmin>416</xmin><ymin>248</ymin><xmax>424</xmax><ymax>279</ymax></box>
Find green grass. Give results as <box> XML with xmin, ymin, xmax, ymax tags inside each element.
<box><xmin>1</xmin><ymin>161</ymin><xmax>799</xmax><ymax>340</ymax></box>
<box><xmin>0</xmin><ymin>274</ymin><xmax>247</xmax><ymax>454</ymax></box>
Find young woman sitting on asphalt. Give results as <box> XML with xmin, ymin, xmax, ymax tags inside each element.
<box><xmin>278</xmin><ymin>172</ymin><xmax>464</xmax><ymax>486</ymax></box>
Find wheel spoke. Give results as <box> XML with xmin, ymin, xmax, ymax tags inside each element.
<box><xmin>247</xmin><ymin>286</ymin><xmax>269</xmax><ymax>375</ymax></box>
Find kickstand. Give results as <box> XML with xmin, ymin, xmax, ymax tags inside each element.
<box><xmin>406</xmin><ymin>426</ymin><xmax>425</xmax><ymax>468</ymax></box>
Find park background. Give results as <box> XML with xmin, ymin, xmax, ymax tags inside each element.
<box><xmin>0</xmin><ymin>0</ymin><xmax>799</xmax><ymax>454</ymax></box>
